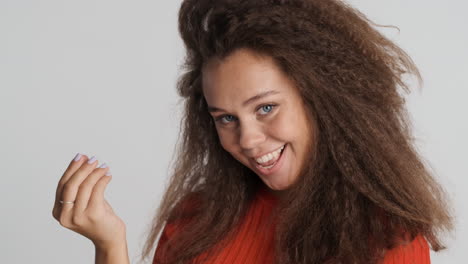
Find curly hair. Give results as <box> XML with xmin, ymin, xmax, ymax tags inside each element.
<box><xmin>140</xmin><ymin>0</ymin><xmax>454</xmax><ymax>263</ymax></box>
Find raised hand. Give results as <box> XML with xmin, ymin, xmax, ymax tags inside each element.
<box><xmin>52</xmin><ymin>153</ymin><xmax>127</xmax><ymax>251</ymax></box>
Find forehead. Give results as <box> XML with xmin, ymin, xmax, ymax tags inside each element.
<box><xmin>202</xmin><ymin>49</ymin><xmax>295</xmax><ymax>105</ymax></box>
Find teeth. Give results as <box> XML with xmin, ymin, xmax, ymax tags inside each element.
<box><xmin>255</xmin><ymin>145</ymin><xmax>285</xmax><ymax>164</ymax></box>
<box><xmin>260</xmin><ymin>163</ymin><xmax>276</xmax><ymax>169</ymax></box>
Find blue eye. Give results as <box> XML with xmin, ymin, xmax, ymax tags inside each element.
<box><xmin>214</xmin><ymin>104</ymin><xmax>277</xmax><ymax>125</ymax></box>
<box><xmin>217</xmin><ymin>115</ymin><xmax>236</xmax><ymax>124</ymax></box>
<box><xmin>259</xmin><ymin>104</ymin><xmax>275</xmax><ymax>114</ymax></box>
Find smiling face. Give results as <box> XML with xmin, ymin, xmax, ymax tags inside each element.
<box><xmin>202</xmin><ymin>48</ymin><xmax>313</xmax><ymax>195</ymax></box>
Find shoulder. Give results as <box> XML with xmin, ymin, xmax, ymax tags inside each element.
<box><xmin>171</xmin><ymin>191</ymin><xmax>203</xmax><ymax>216</ymax></box>
<box><xmin>163</xmin><ymin>191</ymin><xmax>204</xmax><ymax>237</ymax></box>
<box><xmin>381</xmin><ymin>234</ymin><xmax>431</xmax><ymax>264</ymax></box>
<box><xmin>153</xmin><ymin>192</ymin><xmax>204</xmax><ymax>263</ymax></box>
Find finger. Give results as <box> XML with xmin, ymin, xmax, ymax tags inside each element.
<box><xmin>74</xmin><ymin>163</ymin><xmax>111</xmax><ymax>214</ymax></box>
<box><xmin>53</xmin><ymin>153</ymin><xmax>90</xmax><ymax>220</ymax></box>
<box><xmin>59</xmin><ymin>156</ymin><xmax>99</xmax><ymax>215</ymax></box>
<box><xmin>54</xmin><ymin>153</ymin><xmax>89</xmax><ymax>206</ymax></box>
<box><xmin>87</xmin><ymin>174</ymin><xmax>112</xmax><ymax>210</ymax></box>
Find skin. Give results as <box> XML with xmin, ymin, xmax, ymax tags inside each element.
<box><xmin>202</xmin><ymin>48</ymin><xmax>313</xmax><ymax>198</ymax></box>
<box><xmin>52</xmin><ymin>48</ymin><xmax>312</xmax><ymax>261</ymax></box>
<box><xmin>52</xmin><ymin>154</ymin><xmax>129</xmax><ymax>263</ymax></box>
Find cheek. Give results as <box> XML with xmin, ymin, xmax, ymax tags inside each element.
<box><xmin>217</xmin><ymin>130</ymin><xmax>248</xmax><ymax>164</ymax></box>
<box><xmin>271</xmin><ymin>105</ymin><xmax>312</xmax><ymax>152</ymax></box>
<box><xmin>270</xmin><ymin>108</ymin><xmax>302</xmax><ymax>140</ymax></box>
<box><xmin>216</xmin><ymin>128</ymin><xmax>236</xmax><ymax>152</ymax></box>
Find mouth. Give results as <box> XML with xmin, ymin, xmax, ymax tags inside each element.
<box><xmin>253</xmin><ymin>144</ymin><xmax>287</xmax><ymax>175</ymax></box>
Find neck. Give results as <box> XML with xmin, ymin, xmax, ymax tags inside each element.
<box><xmin>260</xmin><ymin>184</ymin><xmax>286</xmax><ymax>200</ymax></box>
<box><xmin>269</xmin><ymin>188</ymin><xmax>287</xmax><ymax>199</ymax></box>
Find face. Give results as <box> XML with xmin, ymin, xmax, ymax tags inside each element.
<box><xmin>202</xmin><ymin>48</ymin><xmax>313</xmax><ymax>195</ymax></box>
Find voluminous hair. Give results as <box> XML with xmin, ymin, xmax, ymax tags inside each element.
<box><xmin>140</xmin><ymin>0</ymin><xmax>454</xmax><ymax>263</ymax></box>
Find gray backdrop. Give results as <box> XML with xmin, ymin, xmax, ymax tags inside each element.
<box><xmin>1</xmin><ymin>0</ymin><xmax>466</xmax><ymax>263</ymax></box>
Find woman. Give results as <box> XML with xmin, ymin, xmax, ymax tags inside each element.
<box><xmin>52</xmin><ymin>0</ymin><xmax>454</xmax><ymax>263</ymax></box>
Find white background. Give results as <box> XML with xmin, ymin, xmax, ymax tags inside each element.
<box><xmin>1</xmin><ymin>0</ymin><xmax>466</xmax><ymax>263</ymax></box>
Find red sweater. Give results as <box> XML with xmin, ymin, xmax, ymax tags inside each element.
<box><xmin>153</xmin><ymin>185</ymin><xmax>430</xmax><ymax>263</ymax></box>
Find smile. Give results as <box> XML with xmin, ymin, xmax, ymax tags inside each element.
<box><xmin>253</xmin><ymin>144</ymin><xmax>287</xmax><ymax>175</ymax></box>
<box><xmin>254</xmin><ymin>144</ymin><xmax>286</xmax><ymax>166</ymax></box>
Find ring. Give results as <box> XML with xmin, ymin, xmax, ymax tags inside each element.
<box><xmin>59</xmin><ymin>200</ymin><xmax>75</xmax><ymax>204</ymax></box>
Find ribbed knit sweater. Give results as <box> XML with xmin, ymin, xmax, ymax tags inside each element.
<box><xmin>153</xmin><ymin>184</ymin><xmax>430</xmax><ymax>263</ymax></box>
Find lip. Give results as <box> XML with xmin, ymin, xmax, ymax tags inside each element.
<box><xmin>253</xmin><ymin>144</ymin><xmax>287</xmax><ymax>176</ymax></box>
<box><xmin>252</xmin><ymin>145</ymin><xmax>286</xmax><ymax>161</ymax></box>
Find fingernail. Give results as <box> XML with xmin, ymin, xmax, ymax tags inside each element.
<box><xmin>105</xmin><ymin>169</ymin><xmax>112</xmax><ymax>176</ymax></box>
<box><xmin>73</xmin><ymin>153</ymin><xmax>82</xmax><ymax>162</ymax></box>
<box><xmin>98</xmin><ymin>163</ymin><xmax>108</xmax><ymax>168</ymax></box>
<box><xmin>87</xmin><ymin>156</ymin><xmax>97</xmax><ymax>164</ymax></box>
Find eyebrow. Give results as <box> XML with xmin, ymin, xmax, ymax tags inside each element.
<box><xmin>207</xmin><ymin>90</ymin><xmax>280</xmax><ymax>113</ymax></box>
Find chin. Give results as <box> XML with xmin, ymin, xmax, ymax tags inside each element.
<box><xmin>261</xmin><ymin>179</ymin><xmax>290</xmax><ymax>191</ymax></box>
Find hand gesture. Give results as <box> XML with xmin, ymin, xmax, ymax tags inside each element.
<box><xmin>52</xmin><ymin>153</ymin><xmax>126</xmax><ymax>250</ymax></box>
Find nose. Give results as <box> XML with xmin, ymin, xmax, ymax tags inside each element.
<box><xmin>238</xmin><ymin>122</ymin><xmax>266</xmax><ymax>151</ymax></box>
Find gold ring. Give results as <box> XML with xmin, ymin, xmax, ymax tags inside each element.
<box><xmin>59</xmin><ymin>200</ymin><xmax>75</xmax><ymax>204</ymax></box>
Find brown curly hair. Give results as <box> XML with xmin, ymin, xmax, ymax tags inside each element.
<box><xmin>139</xmin><ymin>0</ymin><xmax>454</xmax><ymax>263</ymax></box>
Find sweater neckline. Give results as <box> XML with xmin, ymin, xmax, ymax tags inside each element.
<box><xmin>257</xmin><ymin>184</ymin><xmax>279</xmax><ymax>206</ymax></box>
